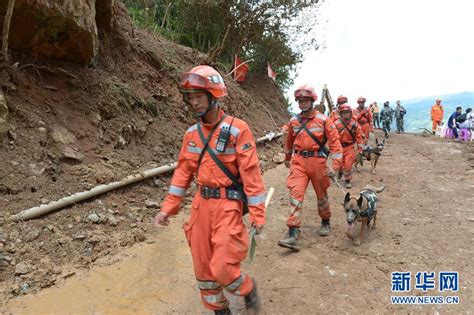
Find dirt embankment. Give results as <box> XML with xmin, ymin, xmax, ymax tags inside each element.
<box><xmin>0</xmin><ymin>3</ymin><xmax>289</xmax><ymax>301</ymax></box>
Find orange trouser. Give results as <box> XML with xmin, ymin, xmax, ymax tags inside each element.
<box><xmin>342</xmin><ymin>145</ymin><xmax>356</xmax><ymax>181</ymax></box>
<box><xmin>361</xmin><ymin>123</ymin><xmax>371</xmax><ymax>144</ymax></box>
<box><xmin>183</xmin><ymin>194</ymin><xmax>253</xmax><ymax>311</ymax></box>
<box><xmin>286</xmin><ymin>156</ymin><xmax>331</xmax><ymax>228</ymax></box>
<box><xmin>432</xmin><ymin>120</ymin><xmax>441</xmax><ymax>132</ymax></box>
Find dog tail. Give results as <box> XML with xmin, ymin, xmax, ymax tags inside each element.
<box><xmin>364</xmin><ymin>185</ymin><xmax>385</xmax><ymax>193</ymax></box>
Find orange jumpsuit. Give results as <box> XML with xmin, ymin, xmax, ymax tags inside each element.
<box><xmin>161</xmin><ymin>109</ymin><xmax>266</xmax><ymax>311</ymax></box>
<box><xmin>431</xmin><ymin>104</ymin><xmax>444</xmax><ymax>132</ymax></box>
<box><xmin>284</xmin><ymin>111</ymin><xmax>343</xmax><ymax>228</ymax></box>
<box><xmin>354</xmin><ymin>107</ymin><xmax>373</xmax><ymax>143</ymax></box>
<box><xmin>333</xmin><ymin>117</ymin><xmax>363</xmax><ymax>181</ymax></box>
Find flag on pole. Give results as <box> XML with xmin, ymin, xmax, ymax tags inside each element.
<box><xmin>233</xmin><ymin>55</ymin><xmax>249</xmax><ymax>83</ymax></box>
<box><xmin>267</xmin><ymin>62</ymin><xmax>277</xmax><ymax>81</ymax></box>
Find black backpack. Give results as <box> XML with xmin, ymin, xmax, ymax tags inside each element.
<box><xmin>456</xmin><ymin>113</ymin><xmax>467</xmax><ymax>123</ymax></box>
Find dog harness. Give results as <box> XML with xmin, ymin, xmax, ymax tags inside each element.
<box><xmin>359</xmin><ymin>189</ymin><xmax>378</xmax><ymax>218</ymax></box>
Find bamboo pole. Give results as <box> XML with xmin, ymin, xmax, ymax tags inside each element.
<box><xmin>10</xmin><ymin>163</ymin><xmax>177</xmax><ymax>222</ymax></box>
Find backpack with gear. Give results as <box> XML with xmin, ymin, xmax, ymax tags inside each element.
<box><xmin>456</xmin><ymin>113</ymin><xmax>467</xmax><ymax>123</ymax></box>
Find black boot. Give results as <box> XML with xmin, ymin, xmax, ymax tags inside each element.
<box><xmin>319</xmin><ymin>219</ymin><xmax>331</xmax><ymax>236</ymax></box>
<box><xmin>278</xmin><ymin>227</ymin><xmax>300</xmax><ymax>251</ymax></box>
<box><xmin>214</xmin><ymin>307</ymin><xmax>231</xmax><ymax>315</ymax></box>
<box><xmin>244</xmin><ymin>278</ymin><xmax>261</xmax><ymax>313</ymax></box>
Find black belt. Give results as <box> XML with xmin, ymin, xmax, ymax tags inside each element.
<box><xmin>200</xmin><ymin>185</ymin><xmax>244</xmax><ymax>201</ymax></box>
<box><xmin>341</xmin><ymin>142</ymin><xmax>354</xmax><ymax>147</ymax></box>
<box><xmin>294</xmin><ymin>150</ymin><xmax>326</xmax><ymax>158</ymax></box>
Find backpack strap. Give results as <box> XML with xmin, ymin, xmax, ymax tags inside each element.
<box><xmin>196</xmin><ymin>114</ymin><xmax>227</xmax><ymax>177</ymax></box>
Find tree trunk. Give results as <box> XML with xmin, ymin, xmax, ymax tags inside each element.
<box><xmin>2</xmin><ymin>0</ymin><xmax>15</xmax><ymax>62</ymax></box>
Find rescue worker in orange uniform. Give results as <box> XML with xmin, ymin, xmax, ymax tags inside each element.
<box><xmin>278</xmin><ymin>85</ymin><xmax>343</xmax><ymax>250</ymax></box>
<box><xmin>333</xmin><ymin>104</ymin><xmax>363</xmax><ymax>188</ymax></box>
<box><xmin>431</xmin><ymin>98</ymin><xmax>444</xmax><ymax>134</ymax></box>
<box><xmin>329</xmin><ymin>95</ymin><xmax>349</xmax><ymax>121</ymax></box>
<box><xmin>354</xmin><ymin>96</ymin><xmax>373</xmax><ymax>144</ymax></box>
<box><xmin>154</xmin><ymin>65</ymin><xmax>266</xmax><ymax>315</ymax></box>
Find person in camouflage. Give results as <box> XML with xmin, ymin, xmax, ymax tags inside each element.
<box><xmin>380</xmin><ymin>101</ymin><xmax>394</xmax><ymax>138</ymax></box>
<box><xmin>394</xmin><ymin>100</ymin><xmax>407</xmax><ymax>133</ymax></box>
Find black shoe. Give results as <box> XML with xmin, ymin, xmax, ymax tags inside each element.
<box><xmin>244</xmin><ymin>278</ymin><xmax>261</xmax><ymax>313</ymax></box>
<box><xmin>278</xmin><ymin>227</ymin><xmax>300</xmax><ymax>251</ymax></box>
<box><xmin>214</xmin><ymin>307</ymin><xmax>231</xmax><ymax>315</ymax></box>
<box><xmin>319</xmin><ymin>219</ymin><xmax>331</xmax><ymax>236</ymax></box>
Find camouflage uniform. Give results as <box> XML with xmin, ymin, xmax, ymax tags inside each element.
<box><xmin>394</xmin><ymin>105</ymin><xmax>407</xmax><ymax>133</ymax></box>
<box><xmin>380</xmin><ymin>105</ymin><xmax>394</xmax><ymax>137</ymax></box>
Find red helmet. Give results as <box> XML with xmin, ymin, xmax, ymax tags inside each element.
<box><xmin>337</xmin><ymin>95</ymin><xmax>348</xmax><ymax>104</ymax></box>
<box><xmin>294</xmin><ymin>85</ymin><xmax>317</xmax><ymax>102</ymax></box>
<box><xmin>179</xmin><ymin>65</ymin><xmax>227</xmax><ymax>99</ymax></box>
<box><xmin>357</xmin><ymin>96</ymin><xmax>366</xmax><ymax>104</ymax></box>
<box><xmin>338</xmin><ymin>104</ymin><xmax>352</xmax><ymax>112</ymax></box>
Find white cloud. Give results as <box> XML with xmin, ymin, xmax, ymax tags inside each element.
<box><xmin>288</xmin><ymin>0</ymin><xmax>474</xmax><ymax>110</ymax></box>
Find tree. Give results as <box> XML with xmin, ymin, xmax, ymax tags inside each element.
<box><xmin>124</xmin><ymin>0</ymin><xmax>322</xmax><ymax>87</ymax></box>
<box><xmin>2</xmin><ymin>0</ymin><xmax>15</xmax><ymax>63</ymax></box>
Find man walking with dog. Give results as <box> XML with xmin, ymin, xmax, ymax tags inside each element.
<box><xmin>431</xmin><ymin>98</ymin><xmax>444</xmax><ymax>134</ymax></box>
<box><xmin>354</xmin><ymin>96</ymin><xmax>373</xmax><ymax>144</ymax></box>
<box><xmin>154</xmin><ymin>65</ymin><xmax>265</xmax><ymax>314</ymax></box>
<box><xmin>278</xmin><ymin>85</ymin><xmax>342</xmax><ymax>250</ymax></box>
<box><xmin>333</xmin><ymin>104</ymin><xmax>363</xmax><ymax>188</ymax></box>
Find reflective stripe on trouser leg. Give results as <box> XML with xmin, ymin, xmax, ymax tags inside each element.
<box><xmin>224</xmin><ymin>274</ymin><xmax>253</xmax><ymax>297</ymax></box>
<box><xmin>288</xmin><ymin>197</ymin><xmax>303</xmax><ymax>228</ymax></box>
<box><xmin>200</xmin><ymin>288</ymin><xmax>229</xmax><ymax>310</ymax></box>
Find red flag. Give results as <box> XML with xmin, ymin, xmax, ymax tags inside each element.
<box><xmin>233</xmin><ymin>56</ymin><xmax>249</xmax><ymax>83</ymax></box>
<box><xmin>267</xmin><ymin>62</ymin><xmax>277</xmax><ymax>81</ymax></box>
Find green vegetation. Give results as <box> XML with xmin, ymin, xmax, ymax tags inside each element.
<box><xmin>123</xmin><ymin>0</ymin><xmax>321</xmax><ymax>88</ymax></box>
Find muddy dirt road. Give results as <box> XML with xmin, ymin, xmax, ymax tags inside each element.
<box><xmin>5</xmin><ymin>132</ymin><xmax>474</xmax><ymax>314</ymax></box>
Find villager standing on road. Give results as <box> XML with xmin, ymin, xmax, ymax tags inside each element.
<box><xmin>370</xmin><ymin>102</ymin><xmax>381</xmax><ymax>129</ymax></box>
<box><xmin>155</xmin><ymin>65</ymin><xmax>265</xmax><ymax>315</ymax></box>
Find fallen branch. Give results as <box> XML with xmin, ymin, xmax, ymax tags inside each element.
<box><xmin>18</xmin><ymin>64</ymin><xmax>79</xmax><ymax>80</ymax></box>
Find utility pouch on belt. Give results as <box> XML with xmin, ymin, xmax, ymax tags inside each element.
<box><xmin>197</xmin><ymin>118</ymin><xmax>250</xmax><ymax>215</ymax></box>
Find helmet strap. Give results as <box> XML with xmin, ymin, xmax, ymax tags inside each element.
<box><xmin>301</xmin><ymin>101</ymin><xmax>314</xmax><ymax>113</ymax></box>
<box><xmin>197</xmin><ymin>94</ymin><xmax>217</xmax><ymax>117</ymax></box>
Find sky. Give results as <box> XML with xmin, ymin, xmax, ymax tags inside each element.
<box><xmin>288</xmin><ymin>0</ymin><xmax>474</xmax><ymax>110</ymax></box>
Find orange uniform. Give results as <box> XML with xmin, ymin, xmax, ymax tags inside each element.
<box><xmin>284</xmin><ymin>111</ymin><xmax>343</xmax><ymax>228</ymax></box>
<box><xmin>354</xmin><ymin>107</ymin><xmax>373</xmax><ymax>143</ymax></box>
<box><xmin>333</xmin><ymin>116</ymin><xmax>363</xmax><ymax>181</ymax></box>
<box><xmin>161</xmin><ymin>108</ymin><xmax>266</xmax><ymax>311</ymax></box>
<box><xmin>431</xmin><ymin>104</ymin><xmax>444</xmax><ymax>133</ymax></box>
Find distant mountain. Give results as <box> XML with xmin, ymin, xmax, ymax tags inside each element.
<box><xmin>376</xmin><ymin>92</ymin><xmax>474</xmax><ymax>132</ymax></box>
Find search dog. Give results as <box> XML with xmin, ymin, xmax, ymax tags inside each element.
<box><xmin>355</xmin><ymin>139</ymin><xmax>385</xmax><ymax>174</ymax></box>
<box><xmin>343</xmin><ymin>185</ymin><xmax>385</xmax><ymax>246</ymax></box>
